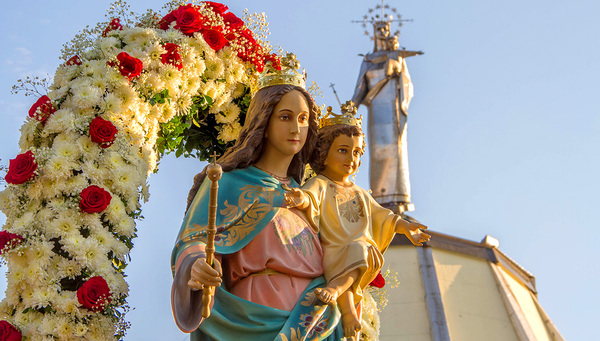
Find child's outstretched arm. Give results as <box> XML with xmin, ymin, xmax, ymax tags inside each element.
<box><xmin>283</xmin><ymin>187</ymin><xmax>310</xmax><ymax>211</ymax></box>
<box><xmin>395</xmin><ymin>219</ymin><xmax>431</xmax><ymax>246</ymax></box>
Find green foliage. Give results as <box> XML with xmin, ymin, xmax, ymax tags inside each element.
<box><xmin>155</xmin><ymin>86</ymin><xmax>251</xmax><ymax>161</ymax></box>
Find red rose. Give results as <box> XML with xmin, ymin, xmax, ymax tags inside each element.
<box><xmin>158</xmin><ymin>12</ymin><xmax>176</xmax><ymax>30</ymax></box>
<box><xmin>0</xmin><ymin>231</ymin><xmax>24</xmax><ymax>255</ymax></box>
<box><xmin>102</xmin><ymin>18</ymin><xmax>123</xmax><ymax>37</ymax></box>
<box><xmin>0</xmin><ymin>321</ymin><xmax>22</xmax><ymax>341</ymax></box>
<box><xmin>65</xmin><ymin>55</ymin><xmax>82</xmax><ymax>66</ymax></box>
<box><xmin>28</xmin><ymin>95</ymin><xmax>56</xmax><ymax>123</ymax></box>
<box><xmin>173</xmin><ymin>4</ymin><xmax>204</xmax><ymax>36</ymax></box>
<box><xmin>77</xmin><ymin>276</ymin><xmax>112</xmax><ymax>312</ymax></box>
<box><xmin>161</xmin><ymin>43</ymin><xmax>183</xmax><ymax>70</ymax></box>
<box><xmin>113</xmin><ymin>52</ymin><xmax>143</xmax><ymax>80</ymax></box>
<box><xmin>203</xmin><ymin>1</ymin><xmax>228</xmax><ymax>14</ymax></box>
<box><xmin>264</xmin><ymin>53</ymin><xmax>282</xmax><ymax>70</ymax></box>
<box><xmin>201</xmin><ymin>28</ymin><xmax>228</xmax><ymax>51</ymax></box>
<box><xmin>369</xmin><ymin>272</ymin><xmax>386</xmax><ymax>288</ymax></box>
<box><xmin>89</xmin><ymin>117</ymin><xmax>118</xmax><ymax>148</ymax></box>
<box><xmin>5</xmin><ymin>151</ymin><xmax>37</xmax><ymax>185</ymax></box>
<box><xmin>222</xmin><ymin>12</ymin><xmax>244</xmax><ymax>30</ymax></box>
<box><xmin>79</xmin><ymin>186</ymin><xmax>112</xmax><ymax>214</ymax></box>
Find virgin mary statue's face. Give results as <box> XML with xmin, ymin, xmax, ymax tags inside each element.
<box><xmin>264</xmin><ymin>90</ymin><xmax>310</xmax><ymax>158</ymax></box>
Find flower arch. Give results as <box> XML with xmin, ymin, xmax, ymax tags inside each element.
<box><xmin>0</xmin><ymin>1</ymin><xmax>277</xmax><ymax>339</ymax></box>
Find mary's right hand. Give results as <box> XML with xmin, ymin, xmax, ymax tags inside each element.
<box><xmin>187</xmin><ymin>257</ymin><xmax>223</xmax><ymax>291</ymax></box>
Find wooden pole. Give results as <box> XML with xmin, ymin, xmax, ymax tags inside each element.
<box><xmin>202</xmin><ymin>153</ymin><xmax>222</xmax><ymax>319</ymax></box>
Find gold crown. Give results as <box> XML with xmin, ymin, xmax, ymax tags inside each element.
<box><xmin>251</xmin><ymin>53</ymin><xmax>307</xmax><ymax>94</ymax></box>
<box><xmin>319</xmin><ymin>101</ymin><xmax>363</xmax><ymax>129</ymax></box>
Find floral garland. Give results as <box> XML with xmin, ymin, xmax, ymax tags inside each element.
<box><xmin>0</xmin><ymin>1</ymin><xmax>276</xmax><ymax>339</ymax></box>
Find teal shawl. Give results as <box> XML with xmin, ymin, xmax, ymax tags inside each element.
<box><xmin>172</xmin><ymin>167</ymin><xmax>344</xmax><ymax>340</ymax></box>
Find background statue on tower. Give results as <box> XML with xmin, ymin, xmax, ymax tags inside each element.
<box><xmin>351</xmin><ymin>2</ymin><xmax>423</xmax><ymax>212</ymax></box>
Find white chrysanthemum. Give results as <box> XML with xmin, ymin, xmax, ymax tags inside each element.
<box><xmin>104</xmin><ymin>198</ymin><xmax>127</xmax><ymax>223</ymax></box>
<box><xmin>71</xmin><ymin>83</ymin><xmax>102</xmax><ymax>110</ymax></box>
<box><xmin>231</xmin><ymin>82</ymin><xmax>246</xmax><ymax>99</ymax></box>
<box><xmin>114</xmin><ymin>84</ymin><xmax>140</xmax><ymax>109</ymax></box>
<box><xmin>36</xmin><ymin>207</ymin><xmax>56</xmax><ymax>225</ymax></box>
<box><xmin>218</xmin><ymin>121</ymin><xmax>242</xmax><ymax>143</ymax></box>
<box><xmin>114</xmin><ymin>215</ymin><xmax>136</xmax><ymax>238</ymax></box>
<box><xmin>103</xmin><ymin>151</ymin><xmax>126</xmax><ymax>170</ymax></box>
<box><xmin>106</xmin><ymin>68</ymin><xmax>129</xmax><ymax>87</ymax></box>
<box><xmin>24</xmin><ymin>264</ymin><xmax>48</xmax><ymax>287</ymax></box>
<box><xmin>54</xmin><ymin>315</ymin><xmax>75</xmax><ymax>339</ymax></box>
<box><xmin>38</xmin><ymin>314</ymin><xmax>56</xmax><ymax>335</ymax></box>
<box><xmin>24</xmin><ymin>240</ymin><xmax>54</xmax><ymax>266</ymax></box>
<box><xmin>44</xmin><ymin>108</ymin><xmax>76</xmax><ymax>134</ymax></box>
<box><xmin>160</xmin><ymin>102</ymin><xmax>177</xmax><ymax>122</ymax></box>
<box><xmin>10</xmin><ymin>211</ymin><xmax>34</xmax><ymax>235</ymax></box>
<box><xmin>97</xmin><ymin>94</ymin><xmax>121</xmax><ymax>117</ymax></box>
<box><xmin>213</xmin><ymin>102</ymin><xmax>241</xmax><ymax>124</ymax></box>
<box><xmin>175</xmin><ymin>92</ymin><xmax>193</xmax><ymax>115</ymax></box>
<box><xmin>123</xmin><ymin>27</ymin><xmax>157</xmax><ymax>47</ymax></box>
<box><xmin>182</xmin><ymin>74</ymin><xmax>201</xmax><ymax>95</ymax></box>
<box><xmin>159</xmin><ymin>64</ymin><xmax>182</xmax><ymax>93</ymax></box>
<box><xmin>204</xmin><ymin>54</ymin><xmax>225</xmax><ymax>80</ymax></box>
<box><xmin>60</xmin><ymin>174</ymin><xmax>88</xmax><ymax>196</ymax></box>
<box><xmin>78</xmin><ymin>135</ymin><xmax>102</xmax><ymax>160</ymax></box>
<box><xmin>57</xmin><ymin>258</ymin><xmax>82</xmax><ymax>280</ymax></box>
<box><xmin>160</xmin><ymin>28</ymin><xmax>185</xmax><ymax>42</ymax></box>
<box><xmin>106</xmin><ymin>271</ymin><xmax>129</xmax><ymax>297</ymax></box>
<box><xmin>60</xmin><ymin>234</ymin><xmax>84</xmax><ymax>258</ymax></box>
<box><xmin>90</xmin><ymin>74</ymin><xmax>108</xmax><ymax>93</ymax></box>
<box><xmin>46</xmin><ymin>212</ymin><xmax>79</xmax><ymax>240</ymax></box>
<box><xmin>81</xmin><ymin>159</ymin><xmax>104</xmax><ymax>183</ymax></box>
<box><xmin>147</xmin><ymin>41</ymin><xmax>167</xmax><ymax>63</ymax></box>
<box><xmin>30</xmin><ymin>286</ymin><xmax>56</xmax><ymax>310</ymax></box>
<box><xmin>98</xmin><ymin>36</ymin><xmax>120</xmax><ymax>57</ymax></box>
<box><xmin>74</xmin><ymin>322</ymin><xmax>89</xmax><ymax>337</ymax></box>
<box><xmin>47</xmin><ymin>85</ymin><xmax>69</xmax><ymax>104</ymax></box>
<box><xmin>199</xmin><ymin>80</ymin><xmax>217</xmax><ymax>100</ymax></box>
<box><xmin>52</xmin><ymin>139</ymin><xmax>80</xmax><ymax>161</ymax></box>
<box><xmin>43</xmin><ymin>156</ymin><xmax>78</xmax><ymax>180</ymax></box>
<box><xmin>226</xmin><ymin>61</ymin><xmax>246</xmax><ymax>85</ymax></box>
<box><xmin>19</xmin><ymin>119</ymin><xmax>38</xmax><ymax>151</ymax></box>
<box><xmin>143</xmin><ymin>72</ymin><xmax>165</xmax><ymax>90</ymax></box>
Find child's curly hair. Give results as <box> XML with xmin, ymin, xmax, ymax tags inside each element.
<box><xmin>309</xmin><ymin>124</ymin><xmax>366</xmax><ymax>174</ymax></box>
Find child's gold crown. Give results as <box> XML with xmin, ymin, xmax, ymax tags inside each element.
<box><xmin>251</xmin><ymin>52</ymin><xmax>307</xmax><ymax>94</ymax></box>
<box><xmin>319</xmin><ymin>101</ymin><xmax>363</xmax><ymax>129</ymax></box>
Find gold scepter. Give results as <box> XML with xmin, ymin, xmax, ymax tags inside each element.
<box><xmin>202</xmin><ymin>152</ymin><xmax>222</xmax><ymax>318</ymax></box>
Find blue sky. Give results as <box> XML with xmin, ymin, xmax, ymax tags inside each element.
<box><xmin>1</xmin><ymin>1</ymin><xmax>598</xmax><ymax>339</ymax></box>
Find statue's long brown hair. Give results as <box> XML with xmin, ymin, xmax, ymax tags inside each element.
<box><xmin>186</xmin><ymin>85</ymin><xmax>319</xmax><ymax>212</ymax></box>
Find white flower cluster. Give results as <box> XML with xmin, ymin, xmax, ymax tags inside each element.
<box><xmin>0</xmin><ymin>5</ymin><xmax>254</xmax><ymax>339</ymax></box>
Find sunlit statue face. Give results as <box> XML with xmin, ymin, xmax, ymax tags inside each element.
<box><xmin>386</xmin><ymin>36</ymin><xmax>399</xmax><ymax>51</ymax></box>
<box><xmin>374</xmin><ymin>21</ymin><xmax>390</xmax><ymax>41</ymax></box>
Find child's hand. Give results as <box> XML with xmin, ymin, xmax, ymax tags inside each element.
<box><xmin>284</xmin><ymin>188</ymin><xmax>307</xmax><ymax>209</ymax></box>
<box><xmin>396</xmin><ymin>220</ymin><xmax>431</xmax><ymax>246</ymax></box>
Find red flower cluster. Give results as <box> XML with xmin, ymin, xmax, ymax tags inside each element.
<box><xmin>28</xmin><ymin>95</ymin><xmax>56</xmax><ymax>123</ymax></box>
<box><xmin>102</xmin><ymin>18</ymin><xmax>124</xmax><ymax>37</ymax></box>
<box><xmin>110</xmin><ymin>52</ymin><xmax>143</xmax><ymax>80</ymax></box>
<box><xmin>201</xmin><ymin>28</ymin><xmax>228</xmax><ymax>51</ymax></box>
<box><xmin>77</xmin><ymin>276</ymin><xmax>112</xmax><ymax>312</ymax></box>
<box><xmin>158</xmin><ymin>2</ymin><xmax>245</xmax><ymax>53</ymax></box>
<box><xmin>79</xmin><ymin>185</ymin><xmax>112</xmax><ymax>214</ymax></box>
<box><xmin>0</xmin><ymin>231</ymin><xmax>24</xmax><ymax>255</ymax></box>
<box><xmin>369</xmin><ymin>271</ymin><xmax>386</xmax><ymax>288</ymax></box>
<box><xmin>161</xmin><ymin>43</ymin><xmax>183</xmax><ymax>70</ymax></box>
<box><xmin>89</xmin><ymin>116</ymin><xmax>118</xmax><ymax>148</ymax></box>
<box><xmin>0</xmin><ymin>321</ymin><xmax>21</xmax><ymax>341</ymax></box>
<box><xmin>65</xmin><ymin>55</ymin><xmax>82</xmax><ymax>66</ymax></box>
<box><xmin>5</xmin><ymin>151</ymin><xmax>37</xmax><ymax>185</ymax></box>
